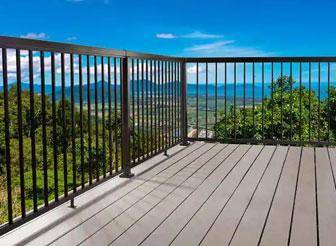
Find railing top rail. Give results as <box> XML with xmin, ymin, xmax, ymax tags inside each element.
<box><xmin>184</xmin><ymin>56</ymin><xmax>336</xmax><ymax>63</ymax></box>
<box><xmin>0</xmin><ymin>35</ymin><xmax>184</xmax><ymax>61</ymax></box>
<box><xmin>2</xmin><ymin>36</ymin><xmax>336</xmax><ymax>63</ymax></box>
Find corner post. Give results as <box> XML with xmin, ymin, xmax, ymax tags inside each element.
<box><xmin>180</xmin><ymin>61</ymin><xmax>189</xmax><ymax>146</ymax></box>
<box><xmin>120</xmin><ymin>56</ymin><xmax>134</xmax><ymax>178</ymax></box>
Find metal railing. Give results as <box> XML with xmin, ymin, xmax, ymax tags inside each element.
<box><xmin>0</xmin><ymin>35</ymin><xmax>335</xmax><ymax>235</ymax></box>
<box><xmin>185</xmin><ymin>57</ymin><xmax>336</xmax><ymax>146</ymax></box>
<box><xmin>0</xmin><ymin>36</ymin><xmax>184</xmax><ymax>234</ymax></box>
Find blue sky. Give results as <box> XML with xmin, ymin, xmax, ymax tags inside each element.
<box><xmin>1</xmin><ymin>0</ymin><xmax>336</xmax><ymax>84</ymax></box>
<box><xmin>1</xmin><ymin>0</ymin><xmax>336</xmax><ymax>57</ymax></box>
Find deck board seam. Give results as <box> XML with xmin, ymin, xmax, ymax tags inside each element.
<box><xmin>314</xmin><ymin>148</ymin><xmax>320</xmax><ymax>246</ymax></box>
<box><xmin>327</xmin><ymin>148</ymin><xmax>336</xmax><ymax>190</ymax></box>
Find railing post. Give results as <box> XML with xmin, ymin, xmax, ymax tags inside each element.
<box><xmin>120</xmin><ymin>56</ymin><xmax>134</xmax><ymax>178</ymax></box>
<box><xmin>180</xmin><ymin>61</ymin><xmax>190</xmax><ymax>146</ymax></box>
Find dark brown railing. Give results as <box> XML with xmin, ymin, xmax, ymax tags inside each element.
<box><xmin>185</xmin><ymin>57</ymin><xmax>336</xmax><ymax>146</ymax></box>
<box><xmin>0</xmin><ymin>35</ymin><xmax>335</xmax><ymax>235</ymax></box>
<box><xmin>0</xmin><ymin>36</ymin><xmax>184</xmax><ymax>235</ymax></box>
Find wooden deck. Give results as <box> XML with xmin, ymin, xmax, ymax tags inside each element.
<box><xmin>1</xmin><ymin>142</ymin><xmax>336</xmax><ymax>246</ymax></box>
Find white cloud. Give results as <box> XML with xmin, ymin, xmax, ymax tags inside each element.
<box><xmin>187</xmin><ymin>65</ymin><xmax>205</xmax><ymax>74</ymax></box>
<box><xmin>156</xmin><ymin>31</ymin><xmax>223</xmax><ymax>40</ymax></box>
<box><xmin>67</xmin><ymin>0</ymin><xmax>85</xmax><ymax>2</ymax></box>
<box><xmin>66</xmin><ymin>36</ymin><xmax>77</xmax><ymax>41</ymax></box>
<box><xmin>182</xmin><ymin>32</ymin><xmax>223</xmax><ymax>39</ymax></box>
<box><xmin>185</xmin><ymin>41</ymin><xmax>235</xmax><ymax>52</ymax></box>
<box><xmin>184</xmin><ymin>40</ymin><xmax>275</xmax><ymax>57</ymax></box>
<box><xmin>156</xmin><ymin>33</ymin><xmax>177</xmax><ymax>39</ymax></box>
<box><xmin>20</xmin><ymin>32</ymin><xmax>49</xmax><ymax>40</ymax></box>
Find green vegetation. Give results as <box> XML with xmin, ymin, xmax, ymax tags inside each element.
<box><xmin>0</xmin><ymin>86</ymin><xmax>159</xmax><ymax>224</ymax></box>
<box><xmin>213</xmin><ymin>76</ymin><xmax>336</xmax><ymax>142</ymax></box>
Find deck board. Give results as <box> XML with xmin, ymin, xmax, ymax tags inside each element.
<box><xmin>170</xmin><ymin>145</ymin><xmax>264</xmax><ymax>246</ymax></box>
<box><xmin>289</xmin><ymin>147</ymin><xmax>317</xmax><ymax>246</ymax></box>
<box><xmin>315</xmin><ymin>148</ymin><xmax>336</xmax><ymax>246</ymax></box>
<box><xmin>229</xmin><ymin>146</ymin><xmax>288</xmax><ymax>246</ymax></box>
<box><xmin>79</xmin><ymin>144</ymin><xmax>223</xmax><ymax>245</ymax></box>
<box><xmin>140</xmin><ymin>144</ymin><xmax>242</xmax><ymax>246</ymax></box>
<box><xmin>1</xmin><ymin>143</ymin><xmax>335</xmax><ymax>246</ymax></box>
<box><xmin>200</xmin><ymin>146</ymin><xmax>276</xmax><ymax>246</ymax></box>
<box><xmin>50</xmin><ymin>143</ymin><xmax>215</xmax><ymax>246</ymax></box>
<box><xmin>259</xmin><ymin>146</ymin><xmax>301</xmax><ymax>246</ymax></box>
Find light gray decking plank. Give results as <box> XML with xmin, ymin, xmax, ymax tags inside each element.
<box><xmin>79</xmin><ymin>144</ymin><xmax>224</xmax><ymax>246</ymax></box>
<box><xmin>46</xmin><ymin>143</ymin><xmax>211</xmax><ymax>246</ymax></box>
<box><xmin>328</xmin><ymin>148</ymin><xmax>336</xmax><ymax>187</ymax></box>
<box><xmin>200</xmin><ymin>146</ymin><xmax>275</xmax><ymax>246</ymax></box>
<box><xmin>289</xmin><ymin>147</ymin><xmax>317</xmax><ymax>246</ymax></box>
<box><xmin>230</xmin><ymin>146</ymin><xmax>288</xmax><ymax>246</ymax></box>
<box><xmin>259</xmin><ymin>146</ymin><xmax>301</xmax><ymax>246</ymax></box>
<box><xmin>141</xmin><ymin>145</ymin><xmax>248</xmax><ymax>246</ymax></box>
<box><xmin>0</xmin><ymin>143</ymin><xmax>200</xmax><ymax>246</ymax></box>
<box><xmin>114</xmin><ymin>144</ymin><xmax>241</xmax><ymax>245</ymax></box>
<box><xmin>171</xmin><ymin>145</ymin><xmax>264</xmax><ymax>246</ymax></box>
<box><xmin>315</xmin><ymin>148</ymin><xmax>336</xmax><ymax>246</ymax></box>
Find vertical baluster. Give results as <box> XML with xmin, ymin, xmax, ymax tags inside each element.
<box><xmin>41</xmin><ymin>51</ymin><xmax>48</xmax><ymax>206</ymax></box>
<box><xmin>290</xmin><ymin>62</ymin><xmax>293</xmax><ymax>141</ymax></box>
<box><xmin>146</xmin><ymin>60</ymin><xmax>149</xmax><ymax>155</ymax></box>
<box><xmin>61</xmin><ymin>53</ymin><xmax>68</xmax><ymax>196</ymax></box>
<box><xmin>150</xmin><ymin>60</ymin><xmax>153</xmax><ymax>154</ymax></box>
<box><xmin>70</xmin><ymin>54</ymin><xmax>76</xmax><ymax>193</ymax></box>
<box><xmin>252</xmin><ymin>62</ymin><xmax>255</xmax><ymax>139</ymax></box>
<box><xmin>141</xmin><ymin>60</ymin><xmax>144</xmax><ymax>158</ymax></box>
<box><xmin>137</xmin><ymin>60</ymin><xmax>140</xmax><ymax>160</ymax></box>
<box><xmin>224</xmin><ymin>62</ymin><xmax>227</xmax><ymax>140</ymax></box>
<box><xmin>299</xmin><ymin>62</ymin><xmax>302</xmax><ymax>141</ymax></box>
<box><xmin>175</xmin><ymin>62</ymin><xmax>177</xmax><ymax>143</ymax></box>
<box><xmin>215</xmin><ymin>62</ymin><xmax>218</xmax><ymax>130</ymax></box>
<box><xmin>132</xmin><ymin>59</ymin><xmax>135</xmax><ymax>162</ymax></box>
<box><xmin>177</xmin><ymin>62</ymin><xmax>181</xmax><ymax>141</ymax></box>
<box><xmin>328</xmin><ymin>62</ymin><xmax>330</xmax><ymax>142</ymax></box>
<box><xmin>318</xmin><ymin>62</ymin><xmax>321</xmax><ymax>142</ymax></box>
<box><xmin>94</xmin><ymin>56</ymin><xmax>99</xmax><ymax>181</ymax></box>
<box><xmin>154</xmin><ymin>60</ymin><xmax>157</xmax><ymax>152</ymax></box>
<box><xmin>114</xmin><ymin>57</ymin><xmax>119</xmax><ymax>171</ymax></box>
<box><xmin>262</xmin><ymin>62</ymin><xmax>265</xmax><ymax>140</ymax></box>
<box><xmin>16</xmin><ymin>49</ymin><xmax>25</xmax><ymax>216</ymax></box>
<box><xmin>29</xmin><ymin>51</ymin><xmax>37</xmax><ymax>210</ymax></box>
<box><xmin>165</xmin><ymin>61</ymin><xmax>168</xmax><ymax>150</ymax></box>
<box><xmin>196</xmin><ymin>63</ymin><xmax>199</xmax><ymax>138</ymax></box>
<box><xmin>271</xmin><ymin>62</ymin><xmax>274</xmax><ymax>139</ymax></box>
<box><xmin>101</xmin><ymin>57</ymin><xmax>106</xmax><ymax>177</ymax></box>
<box><xmin>206</xmin><ymin>62</ymin><xmax>208</xmax><ymax>138</ymax></box>
<box><xmin>157</xmin><ymin>61</ymin><xmax>161</xmax><ymax>151</ymax></box>
<box><xmin>309</xmin><ymin>62</ymin><xmax>311</xmax><ymax>141</ymax></box>
<box><xmin>108</xmin><ymin>57</ymin><xmax>113</xmax><ymax>173</ymax></box>
<box><xmin>243</xmin><ymin>62</ymin><xmax>246</xmax><ymax>139</ymax></box>
<box><xmin>51</xmin><ymin>52</ymin><xmax>58</xmax><ymax>199</ymax></box>
<box><xmin>234</xmin><ymin>62</ymin><xmax>237</xmax><ymax>139</ymax></box>
<box><xmin>79</xmin><ymin>55</ymin><xmax>85</xmax><ymax>186</ymax></box>
<box><xmin>281</xmin><ymin>62</ymin><xmax>283</xmax><ymax>140</ymax></box>
<box><xmin>87</xmin><ymin>56</ymin><xmax>93</xmax><ymax>184</ymax></box>
<box><xmin>2</xmin><ymin>49</ymin><xmax>13</xmax><ymax>222</ymax></box>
